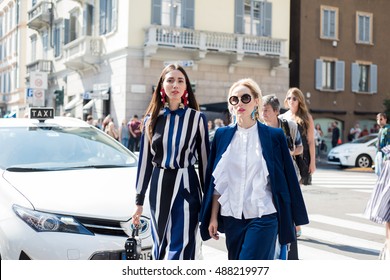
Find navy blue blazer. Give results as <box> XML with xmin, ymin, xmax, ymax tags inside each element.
<box><xmin>199</xmin><ymin>121</ymin><xmax>309</xmax><ymax>245</ymax></box>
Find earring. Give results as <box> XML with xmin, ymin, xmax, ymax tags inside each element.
<box><xmin>160</xmin><ymin>89</ymin><xmax>165</xmax><ymax>104</ymax></box>
<box><xmin>251</xmin><ymin>106</ymin><xmax>258</xmax><ymax>120</ymax></box>
<box><xmin>160</xmin><ymin>89</ymin><xmax>168</xmax><ymax>107</ymax></box>
<box><xmin>181</xmin><ymin>90</ymin><xmax>188</xmax><ymax>107</ymax></box>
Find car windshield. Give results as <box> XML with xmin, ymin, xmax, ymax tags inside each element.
<box><xmin>0</xmin><ymin>125</ymin><xmax>137</xmax><ymax>171</ymax></box>
<box><xmin>352</xmin><ymin>134</ymin><xmax>377</xmax><ymax>144</ymax></box>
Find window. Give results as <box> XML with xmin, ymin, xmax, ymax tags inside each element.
<box><xmin>99</xmin><ymin>0</ymin><xmax>117</xmax><ymax>35</ymax></box>
<box><xmin>31</xmin><ymin>35</ymin><xmax>37</xmax><ymax>62</ymax></box>
<box><xmin>83</xmin><ymin>4</ymin><xmax>94</xmax><ymax>36</ymax></box>
<box><xmin>69</xmin><ymin>10</ymin><xmax>79</xmax><ymax>42</ymax></box>
<box><xmin>320</xmin><ymin>6</ymin><xmax>338</xmax><ymax>40</ymax></box>
<box><xmin>351</xmin><ymin>62</ymin><xmax>377</xmax><ymax>93</ymax></box>
<box><xmin>356</xmin><ymin>12</ymin><xmax>373</xmax><ymax>44</ymax></box>
<box><xmin>151</xmin><ymin>0</ymin><xmax>194</xmax><ymax>29</ymax></box>
<box><xmin>315</xmin><ymin>58</ymin><xmax>345</xmax><ymax>91</ymax></box>
<box><xmin>235</xmin><ymin>0</ymin><xmax>271</xmax><ymax>36</ymax></box>
<box><xmin>162</xmin><ymin>0</ymin><xmax>182</xmax><ymax>27</ymax></box>
<box><xmin>53</xmin><ymin>22</ymin><xmax>61</xmax><ymax>57</ymax></box>
<box><xmin>42</xmin><ymin>30</ymin><xmax>48</xmax><ymax>59</ymax></box>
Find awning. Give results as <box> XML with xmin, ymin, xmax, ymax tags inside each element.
<box><xmin>64</xmin><ymin>96</ymin><xmax>83</xmax><ymax>111</ymax></box>
<box><xmin>83</xmin><ymin>99</ymin><xmax>95</xmax><ymax>110</ymax></box>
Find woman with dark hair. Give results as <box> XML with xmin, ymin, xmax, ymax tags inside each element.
<box><xmin>131</xmin><ymin>64</ymin><xmax>209</xmax><ymax>260</ymax></box>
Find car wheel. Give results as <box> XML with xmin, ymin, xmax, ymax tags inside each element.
<box><xmin>356</xmin><ymin>154</ymin><xmax>372</xmax><ymax>168</ymax></box>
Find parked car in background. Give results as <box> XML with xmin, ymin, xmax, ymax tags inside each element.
<box><xmin>0</xmin><ymin>109</ymin><xmax>152</xmax><ymax>260</ymax></box>
<box><xmin>327</xmin><ymin>134</ymin><xmax>378</xmax><ymax>168</ymax></box>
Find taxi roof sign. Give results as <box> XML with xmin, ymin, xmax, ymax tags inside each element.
<box><xmin>30</xmin><ymin>107</ymin><xmax>54</xmax><ymax>121</ymax></box>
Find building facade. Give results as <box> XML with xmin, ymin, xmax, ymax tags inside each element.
<box><xmin>290</xmin><ymin>0</ymin><xmax>390</xmax><ymax>145</ymax></box>
<box><xmin>2</xmin><ymin>0</ymin><xmax>291</xmax><ymax>125</ymax></box>
<box><xmin>0</xmin><ymin>0</ymin><xmax>28</xmax><ymax>118</ymax></box>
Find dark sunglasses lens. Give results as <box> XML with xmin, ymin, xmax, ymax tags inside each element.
<box><xmin>241</xmin><ymin>94</ymin><xmax>252</xmax><ymax>104</ymax></box>
<box><xmin>229</xmin><ymin>96</ymin><xmax>239</xmax><ymax>105</ymax></box>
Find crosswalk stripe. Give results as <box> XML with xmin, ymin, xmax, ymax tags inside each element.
<box><xmin>302</xmin><ymin>227</ymin><xmax>382</xmax><ymax>254</ymax></box>
<box><xmin>299</xmin><ymin>244</ymin><xmax>356</xmax><ymax>260</ymax></box>
<box><xmin>309</xmin><ymin>214</ymin><xmax>384</xmax><ymax>235</ymax></box>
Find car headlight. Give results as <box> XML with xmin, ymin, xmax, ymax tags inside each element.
<box><xmin>13</xmin><ymin>205</ymin><xmax>93</xmax><ymax>235</ymax></box>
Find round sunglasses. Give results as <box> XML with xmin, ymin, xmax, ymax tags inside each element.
<box><xmin>229</xmin><ymin>94</ymin><xmax>252</xmax><ymax>106</ymax></box>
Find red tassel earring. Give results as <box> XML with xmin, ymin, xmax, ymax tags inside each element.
<box><xmin>160</xmin><ymin>89</ymin><xmax>166</xmax><ymax>106</ymax></box>
<box><xmin>182</xmin><ymin>90</ymin><xmax>188</xmax><ymax>107</ymax></box>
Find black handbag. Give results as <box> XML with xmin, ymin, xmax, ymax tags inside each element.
<box><xmin>124</xmin><ymin>226</ymin><xmax>142</xmax><ymax>260</ymax></box>
<box><xmin>294</xmin><ymin>154</ymin><xmax>310</xmax><ymax>184</ymax></box>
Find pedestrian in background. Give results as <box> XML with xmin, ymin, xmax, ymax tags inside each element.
<box><xmin>131</xmin><ymin>64</ymin><xmax>210</xmax><ymax>260</ymax></box>
<box><xmin>128</xmin><ymin>114</ymin><xmax>141</xmax><ymax>152</ymax></box>
<box><xmin>280</xmin><ymin>87</ymin><xmax>315</xmax><ymax>259</ymax></box>
<box><xmin>280</xmin><ymin>87</ymin><xmax>316</xmax><ymax>186</ymax></box>
<box><xmin>118</xmin><ymin>118</ymin><xmax>130</xmax><ymax>147</ymax></box>
<box><xmin>374</xmin><ymin>113</ymin><xmax>390</xmax><ymax>176</ymax></box>
<box><xmin>208</xmin><ymin>120</ymin><xmax>216</xmax><ymax>142</ymax></box>
<box><xmin>314</xmin><ymin>123</ymin><xmax>324</xmax><ymax>161</ymax></box>
<box><xmin>261</xmin><ymin>94</ymin><xmax>303</xmax><ymax>180</ymax></box>
<box><xmin>200</xmin><ymin>78</ymin><xmax>308</xmax><ymax>260</ymax></box>
<box><xmin>348</xmin><ymin>123</ymin><xmax>361</xmax><ymax>141</ymax></box>
<box><xmin>331</xmin><ymin>121</ymin><xmax>340</xmax><ymax>148</ymax></box>
<box><xmin>102</xmin><ymin>114</ymin><xmax>119</xmax><ymax>140</ymax></box>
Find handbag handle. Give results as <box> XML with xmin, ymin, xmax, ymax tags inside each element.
<box><xmin>132</xmin><ymin>225</ymin><xmax>139</xmax><ymax>238</ymax></box>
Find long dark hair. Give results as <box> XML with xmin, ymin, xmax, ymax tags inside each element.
<box><xmin>143</xmin><ymin>64</ymin><xmax>199</xmax><ymax>141</ymax></box>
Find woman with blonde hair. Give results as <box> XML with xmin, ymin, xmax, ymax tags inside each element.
<box><xmin>200</xmin><ymin>78</ymin><xmax>308</xmax><ymax>259</ymax></box>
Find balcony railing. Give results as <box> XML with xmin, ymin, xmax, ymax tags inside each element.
<box><xmin>27</xmin><ymin>1</ymin><xmax>52</xmax><ymax>31</ymax></box>
<box><xmin>145</xmin><ymin>25</ymin><xmax>286</xmax><ymax>57</ymax></box>
<box><xmin>26</xmin><ymin>59</ymin><xmax>52</xmax><ymax>75</ymax></box>
<box><xmin>63</xmin><ymin>36</ymin><xmax>104</xmax><ymax>71</ymax></box>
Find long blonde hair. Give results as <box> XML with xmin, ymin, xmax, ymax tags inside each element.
<box><xmin>143</xmin><ymin>64</ymin><xmax>199</xmax><ymax>141</ymax></box>
<box><xmin>284</xmin><ymin>87</ymin><xmax>310</xmax><ymax>135</ymax></box>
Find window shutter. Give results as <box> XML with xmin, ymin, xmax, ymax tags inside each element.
<box><xmin>315</xmin><ymin>59</ymin><xmax>323</xmax><ymax>90</ymax></box>
<box><xmin>263</xmin><ymin>2</ymin><xmax>272</xmax><ymax>36</ymax></box>
<box><xmin>99</xmin><ymin>0</ymin><xmax>106</xmax><ymax>34</ymax></box>
<box><xmin>351</xmin><ymin>63</ymin><xmax>359</xmax><ymax>92</ymax></box>
<box><xmin>370</xmin><ymin>64</ymin><xmax>377</xmax><ymax>93</ymax></box>
<box><xmin>234</xmin><ymin>0</ymin><xmax>244</xmax><ymax>34</ymax></box>
<box><xmin>111</xmin><ymin>0</ymin><xmax>118</xmax><ymax>32</ymax></box>
<box><xmin>151</xmin><ymin>0</ymin><xmax>161</xmax><ymax>25</ymax></box>
<box><xmin>64</xmin><ymin>19</ymin><xmax>70</xmax><ymax>44</ymax></box>
<box><xmin>182</xmin><ymin>0</ymin><xmax>194</xmax><ymax>29</ymax></box>
<box><xmin>335</xmin><ymin>60</ymin><xmax>345</xmax><ymax>91</ymax></box>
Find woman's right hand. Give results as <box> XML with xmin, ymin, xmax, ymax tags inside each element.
<box><xmin>208</xmin><ymin>218</ymin><xmax>219</xmax><ymax>240</ymax></box>
<box><xmin>132</xmin><ymin>205</ymin><xmax>143</xmax><ymax>226</ymax></box>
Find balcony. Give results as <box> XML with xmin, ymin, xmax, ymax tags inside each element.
<box><xmin>63</xmin><ymin>36</ymin><xmax>104</xmax><ymax>72</ymax></box>
<box><xmin>144</xmin><ymin>25</ymin><xmax>287</xmax><ymax>66</ymax></box>
<box><xmin>27</xmin><ymin>1</ymin><xmax>52</xmax><ymax>31</ymax></box>
<box><xmin>26</xmin><ymin>59</ymin><xmax>52</xmax><ymax>75</ymax></box>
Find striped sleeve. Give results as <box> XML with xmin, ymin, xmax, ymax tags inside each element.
<box><xmin>196</xmin><ymin>113</ymin><xmax>210</xmax><ymax>192</ymax></box>
<box><xmin>135</xmin><ymin>118</ymin><xmax>153</xmax><ymax>205</ymax></box>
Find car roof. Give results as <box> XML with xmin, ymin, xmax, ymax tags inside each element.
<box><xmin>0</xmin><ymin>117</ymin><xmax>90</xmax><ymax>128</ymax></box>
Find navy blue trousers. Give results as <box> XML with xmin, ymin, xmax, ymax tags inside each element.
<box><xmin>222</xmin><ymin>213</ymin><xmax>278</xmax><ymax>260</ymax></box>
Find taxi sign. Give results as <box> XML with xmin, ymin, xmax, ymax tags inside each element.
<box><xmin>30</xmin><ymin>107</ymin><xmax>54</xmax><ymax>120</ymax></box>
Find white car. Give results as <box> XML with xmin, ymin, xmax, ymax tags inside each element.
<box><xmin>0</xmin><ymin>110</ymin><xmax>152</xmax><ymax>260</ymax></box>
<box><xmin>327</xmin><ymin>134</ymin><xmax>378</xmax><ymax>168</ymax></box>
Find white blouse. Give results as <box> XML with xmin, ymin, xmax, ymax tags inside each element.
<box><xmin>213</xmin><ymin>124</ymin><xmax>277</xmax><ymax>219</ymax></box>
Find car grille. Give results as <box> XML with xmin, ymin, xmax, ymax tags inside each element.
<box><xmin>327</xmin><ymin>157</ymin><xmax>340</xmax><ymax>163</ymax></box>
<box><xmin>75</xmin><ymin>217</ymin><xmax>128</xmax><ymax>237</ymax></box>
